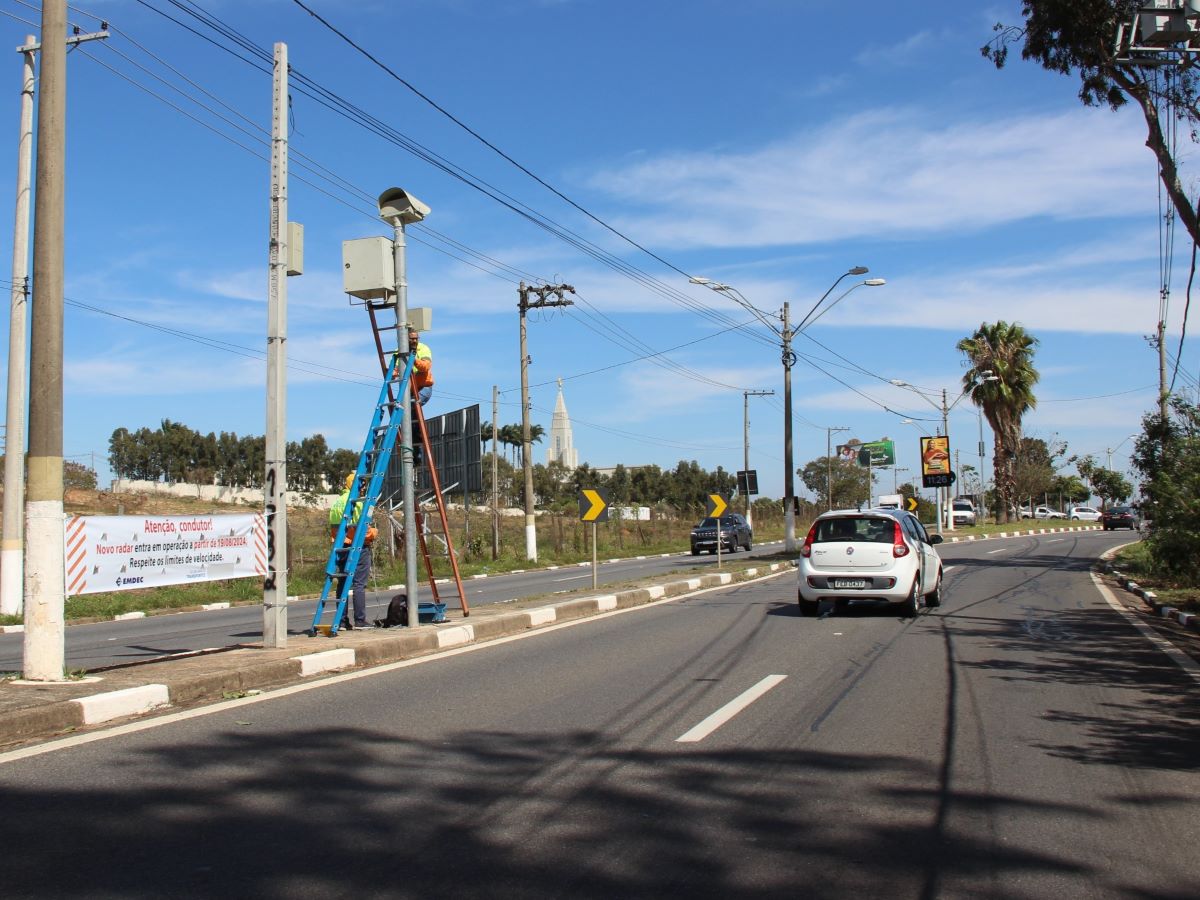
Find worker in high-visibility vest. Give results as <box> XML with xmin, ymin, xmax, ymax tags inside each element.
<box><xmin>330</xmin><ymin>472</ymin><xmax>378</xmax><ymax>629</ymax></box>
<box><xmin>406</xmin><ymin>328</ymin><xmax>433</xmax><ymax>467</ymax></box>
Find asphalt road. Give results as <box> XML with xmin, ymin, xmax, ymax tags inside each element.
<box><xmin>0</xmin><ymin>530</ymin><xmax>1195</xmax><ymax>898</ymax></box>
<box><xmin>0</xmin><ymin>542</ymin><xmax>780</xmax><ymax>672</ymax></box>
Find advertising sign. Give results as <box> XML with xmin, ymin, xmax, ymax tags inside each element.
<box><xmin>920</xmin><ymin>436</ymin><xmax>954</xmax><ymax>488</ymax></box>
<box><xmin>65</xmin><ymin>514</ymin><xmax>266</xmax><ymax>596</ymax></box>
<box><xmin>855</xmin><ymin>439</ymin><xmax>895</xmax><ymax>467</ymax></box>
<box><xmin>835</xmin><ymin>441</ymin><xmax>862</xmax><ymax>462</ymax></box>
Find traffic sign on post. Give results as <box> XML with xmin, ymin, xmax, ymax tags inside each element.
<box><xmin>906</xmin><ymin>497</ymin><xmax>919</xmax><ymax>512</ymax></box>
<box><xmin>578</xmin><ymin>488</ymin><xmax>609</xmax><ymax>522</ymax></box>
<box><xmin>706</xmin><ymin>494</ymin><xmax>730</xmax><ymax>518</ymax></box>
<box><xmin>736</xmin><ymin>470</ymin><xmax>758</xmax><ymax>495</ymax></box>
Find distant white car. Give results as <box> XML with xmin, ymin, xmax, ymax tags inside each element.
<box><xmin>948</xmin><ymin>499</ymin><xmax>976</xmax><ymax>526</ymax></box>
<box><xmin>1033</xmin><ymin>506</ymin><xmax>1065</xmax><ymax>520</ymax></box>
<box><xmin>1068</xmin><ymin>505</ymin><xmax>1101</xmax><ymax>521</ymax></box>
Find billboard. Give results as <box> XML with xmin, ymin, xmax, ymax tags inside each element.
<box><xmin>385</xmin><ymin>404</ymin><xmax>483</xmax><ymax>502</ymax></box>
<box><xmin>921</xmin><ymin>435</ymin><xmax>954</xmax><ymax>488</ymax></box>
<box><xmin>855</xmin><ymin>439</ymin><xmax>895</xmax><ymax>467</ymax></box>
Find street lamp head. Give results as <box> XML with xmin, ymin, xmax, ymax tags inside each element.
<box><xmin>378</xmin><ymin>187</ymin><xmax>430</xmax><ymax>225</ymax></box>
<box><xmin>688</xmin><ymin>276</ymin><xmax>712</xmax><ymax>285</ymax></box>
<box><xmin>848</xmin><ymin>266</ymin><xmax>869</xmax><ymax>276</ymax></box>
<box><xmin>864</xmin><ymin>278</ymin><xmax>886</xmax><ymax>286</ymax></box>
<box><xmin>890</xmin><ymin>379</ymin><xmax>909</xmax><ymax>387</ymax></box>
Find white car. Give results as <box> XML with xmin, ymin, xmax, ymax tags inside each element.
<box><xmin>797</xmin><ymin>508</ymin><xmax>944</xmax><ymax>617</ymax></box>
<box><xmin>949</xmin><ymin>499</ymin><xmax>976</xmax><ymax>526</ymax></box>
<box><xmin>1068</xmin><ymin>505</ymin><xmax>1101</xmax><ymax>521</ymax></box>
<box><xmin>1033</xmin><ymin>506</ymin><xmax>1065</xmax><ymax>519</ymax></box>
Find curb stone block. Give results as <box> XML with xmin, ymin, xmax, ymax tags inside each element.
<box><xmin>551</xmin><ymin>598</ymin><xmax>598</xmax><ymax>621</ymax></box>
<box><xmin>467</xmin><ymin>615</ymin><xmax>524</xmax><ymax>641</ymax></box>
<box><xmin>294</xmin><ymin>649</ymin><xmax>355</xmax><ymax>677</ymax></box>
<box><xmin>592</xmin><ymin>594</ymin><xmax>619</xmax><ymax>611</ymax></box>
<box><xmin>73</xmin><ymin>684</ymin><xmax>170</xmax><ymax>725</ymax></box>
<box><xmin>526</xmin><ymin>608</ymin><xmax>557</xmax><ymax>626</ymax></box>
<box><xmin>435</xmin><ymin>625</ymin><xmax>474</xmax><ymax>649</ymax></box>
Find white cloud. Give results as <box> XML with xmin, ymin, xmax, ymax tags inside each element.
<box><xmin>588</xmin><ymin>107</ymin><xmax>1151</xmax><ymax>249</ymax></box>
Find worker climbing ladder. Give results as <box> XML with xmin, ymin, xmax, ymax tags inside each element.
<box><xmin>309</xmin><ymin>311</ymin><xmax>469</xmax><ymax>637</ymax></box>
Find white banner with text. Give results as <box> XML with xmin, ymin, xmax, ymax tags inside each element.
<box><xmin>65</xmin><ymin>514</ymin><xmax>267</xmax><ymax>596</ymax></box>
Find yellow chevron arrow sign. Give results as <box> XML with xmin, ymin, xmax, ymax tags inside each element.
<box><xmin>706</xmin><ymin>493</ymin><xmax>729</xmax><ymax>518</ymax></box>
<box><xmin>579</xmin><ymin>488</ymin><xmax>609</xmax><ymax>522</ymax></box>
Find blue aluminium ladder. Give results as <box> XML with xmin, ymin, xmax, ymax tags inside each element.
<box><xmin>308</xmin><ymin>352</ymin><xmax>414</xmax><ymax>637</ymax></box>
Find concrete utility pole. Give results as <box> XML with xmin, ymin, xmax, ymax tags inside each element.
<box><xmin>517</xmin><ymin>282</ymin><xmax>573</xmax><ymax>562</ymax></box>
<box><xmin>825</xmin><ymin>425</ymin><xmax>849</xmax><ymax>511</ymax></box>
<box><xmin>3</xmin><ymin>25</ymin><xmax>108</xmax><ymax>623</ymax></box>
<box><xmin>742</xmin><ymin>390</ymin><xmax>772</xmax><ymax>527</ymax></box>
<box><xmin>24</xmin><ymin>0</ymin><xmax>68</xmax><ymax>680</ymax></box>
<box><xmin>262</xmin><ymin>43</ymin><xmax>290</xmax><ymax>648</ymax></box>
<box><xmin>781</xmin><ymin>302</ymin><xmax>798</xmax><ymax>552</ymax></box>
<box><xmin>491</xmin><ymin>385</ymin><xmax>499</xmax><ymax>560</ymax></box>
<box><xmin>1</xmin><ymin>37</ymin><xmax>35</xmax><ymax>619</ymax></box>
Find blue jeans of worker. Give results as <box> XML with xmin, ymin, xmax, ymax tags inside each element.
<box><xmin>335</xmin><ymin>545</ymin><xmax>372</xmax><ymax>625</ymax></box>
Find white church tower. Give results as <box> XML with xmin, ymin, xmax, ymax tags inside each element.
<box><xmin>547</xmin><ymin>378</ymin><xmax>579</xmax><ymax>469</ymax></box>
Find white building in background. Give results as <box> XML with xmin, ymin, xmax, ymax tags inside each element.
<box><xmin>547</xmin><ymin>378</ymin><xmax>579</xmax><ymax>469</ymax></box>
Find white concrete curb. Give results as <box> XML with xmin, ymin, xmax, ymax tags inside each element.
<box><xmin>294</xmin><ymin>648</ymin><xmax>355</xmax><ymax>676</ymax></box>
<box><xmin>73</xmin><ymin>684</ymin><xmax>170</xmax><ymax>724</ymax></box>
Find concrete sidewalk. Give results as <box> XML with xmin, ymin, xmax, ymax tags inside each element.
<box><xmin>0</xmin><ymin>563</ymin><xmax>792</xmax><ymax>752</ymax></box>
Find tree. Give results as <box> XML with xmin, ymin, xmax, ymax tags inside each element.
<box><xmin>1012</xmin><ymin>436</ymin><xmax>1063</xmax><ymax>503</ymax></box>
<box><xmin>1074</xmin><ymin>455</ymin><xmax>1133</xmax><ymax>507</ymax></box>
<box><xmin>957</xmin><ymin>321</ymin><xmax>1041</xmax><ymax>522</ymax></box>
<box><xmin>1132</xmin><ymin>397</ymin><xmax>1200</xmax><ymax>581</ymax></box>
<box><xmin>799</xmin><ymin>456</ymin><xmax>869</xmax><ymax>509</ymax></box>
<box><xmin>982</xmin><ymin>2</ymin><xmax>1200</xmax><ymax>418</ymax></box>
<box><xmin>64</xmin><ymin>460</ymin><xmax>97</xmax><ymax>490</ymax></box>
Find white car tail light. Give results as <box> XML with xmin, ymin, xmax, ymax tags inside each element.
<box><xmin>892</xmin><ymin>520</ymin><xmax>909</xmax><ymax>558</ymax></box>
<box><xmin>800</xmin><ymin>524</ymin><xmax>817</xmax><ymax>558</ymax></box>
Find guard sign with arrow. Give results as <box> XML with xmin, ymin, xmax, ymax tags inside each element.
<box><xmin>578</xmin><ymin>488</ymin><xmax>609</xmax><ymax>523</ymax></box>
<box><xmin>706</xmin><ymin>494</ymin><xmax>730</xmax><ymax>518</ymax></box>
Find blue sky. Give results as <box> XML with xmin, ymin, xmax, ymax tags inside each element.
<box><xmin>0</xmin><ymin>0</ymin><xmax>1191</xmax><ymax>501</ymax></box>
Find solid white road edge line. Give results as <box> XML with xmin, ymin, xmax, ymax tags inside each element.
<box><xmin>675</xmin><ymin>674</ymin><xmax>788</xmax><ymax>743</ymax></box>
<box><xmin>0</xmin><ymin>567</ymin><xmax>796</xmax><ymax>765</ymax></box>
<box><xmin>1091</xmin><ymin>571</ymin><xmax>1200</xmax><ymax>685</ymax></box>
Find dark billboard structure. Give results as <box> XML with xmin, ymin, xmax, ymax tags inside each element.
<box><xmin>384</xmin><ymin>404</ymin><xmax>482</xmax><ymax>504</ymax></box>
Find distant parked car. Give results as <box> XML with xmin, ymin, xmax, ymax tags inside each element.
<box><xmin>1033</xmin><ymin>506</ymin><xmax>1065</xmax><ymax>520</ymax></box>
<box><xmin>1101</xmin><ymin>506</ymin><xmax>1139</xmax><ymax>531</ymax></box>
<box><xmin>1017</xmin><ymin>505</ymin><xmax>1032</xmax><ymax>518</ymax></box>
<box><xmin>1067</xmin><ymin>505</ymin><xmax>1101</xmax><ymax>521</ymax></box>
<box><xmin>690</xmin><ymin>514</ymin><xmax>752</xmax><ymax>554</ymax></box>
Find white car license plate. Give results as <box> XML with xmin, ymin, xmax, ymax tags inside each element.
<box><xmin>833</xmin><ymin>578</ymin><xmax>867</xmax><ymax>589</ymax></box>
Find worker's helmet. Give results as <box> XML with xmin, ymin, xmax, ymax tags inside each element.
<box><xmin>344</xmin><ymin>472</ymin><xmax>355</xmax><ymax>490</ymax></box>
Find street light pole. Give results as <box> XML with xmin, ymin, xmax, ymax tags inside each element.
<box><xmin>826</xmin><ymin>425</ymin><xmax>849</xmax><ymax>510</ymax></box>
<box><xmin>689</xmin><ymin>269</ymin><xmax>884</xmax><ymax>553</ymax></box>
<box><xmin>742</xmin><ymin>389</ymin><xmax>773</xmax><ymax>528</ymax></box>
<box><xmin>378</xmin><ymin>187</ymin><xmax>431</xmax><ymax>627</ymax></box>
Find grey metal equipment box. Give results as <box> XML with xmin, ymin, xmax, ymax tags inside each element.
<box><xmin>286</xmin><ymin>222</ymin><xmax>304</xmax><ymax>276</ymax></box>
<box><xmin>408</xmin><ymin>307</ymin><xmax>432</xmax><ymax>332</ymax></box>
<box><xmin>342</xmin><ymin>237</ymin><xmax>394</xmax><ymax>300</ymax></box>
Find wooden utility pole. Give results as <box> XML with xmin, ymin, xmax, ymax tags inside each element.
<box><xmin>518</xmin><ymin>282</ymin><xmax>573</xmax><ymax>561</ymax></box>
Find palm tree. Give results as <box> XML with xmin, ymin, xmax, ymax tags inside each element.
<box><xmin>957</xmin><ymin>321</ymin><xmax>1040</xmax><ymax>523</ymax></box>
<box><xmin>498</xmin><ymin>424</ymin><xmax>523</xmax><ymax>465</ymax></box>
